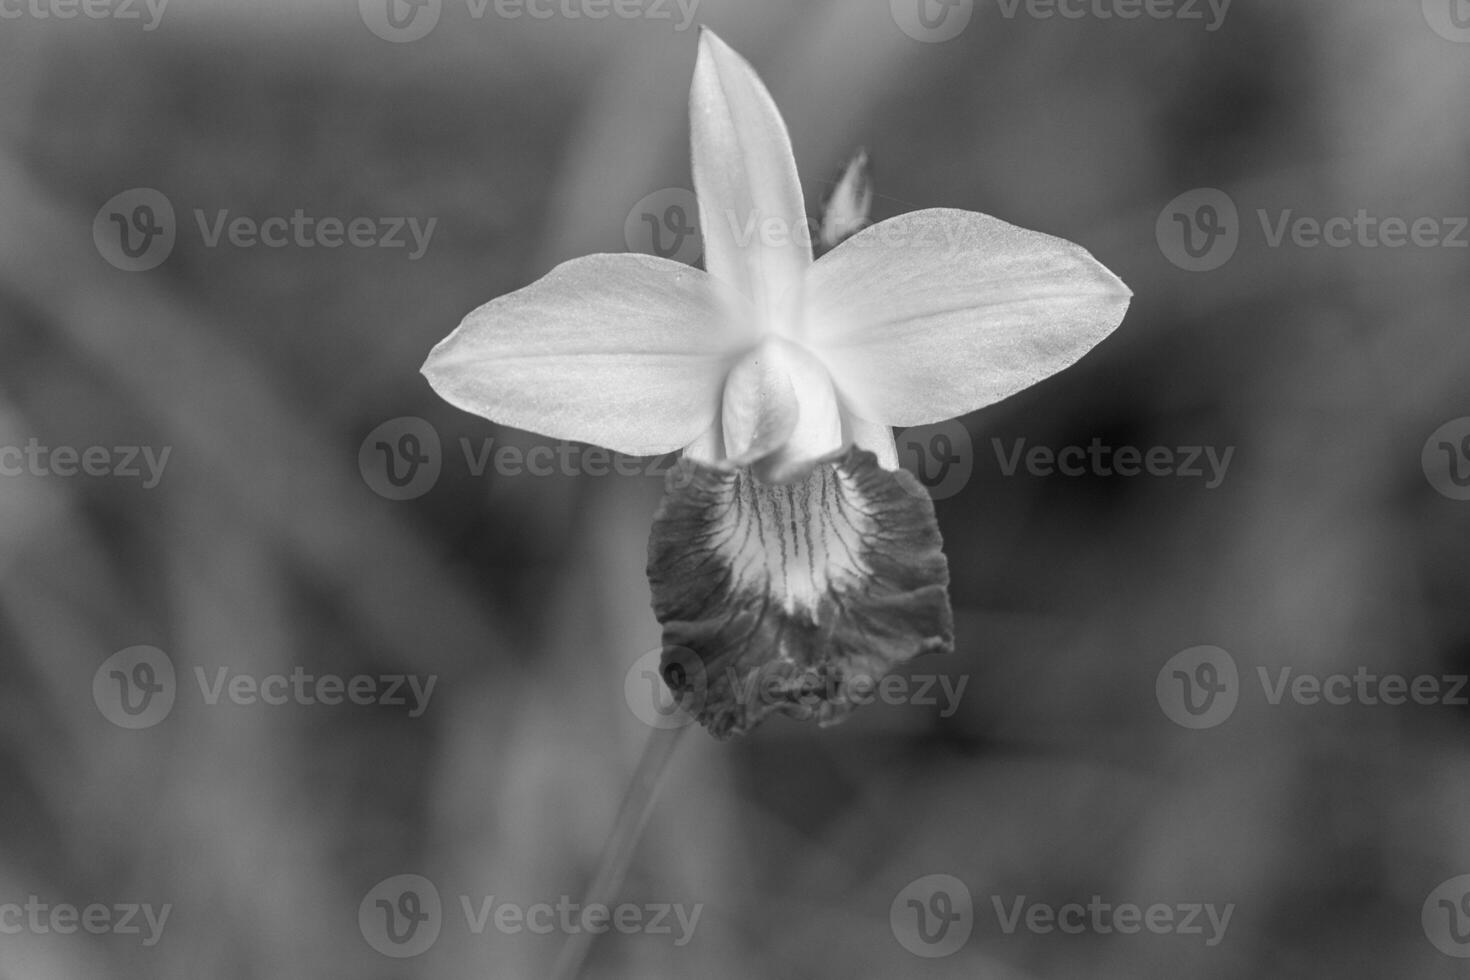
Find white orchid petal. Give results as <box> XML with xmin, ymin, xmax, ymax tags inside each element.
<box><xmin>721</xmin><ymin>337</ymin><xmax>844</xmax><ymax>483</ymax></box>
<box><xmin>802</xmin><ymin>209</ymin><xmax>1132</xmax><ymax>426</ymax></box>
<box><xmin>690</xmin><ymin>29</ymin><xmax>812</xmax><ymax>333</ymax></box>
<box><xmin>843</xmin><ymin>414</ymin><xmax>898</xmax><ymax>470</ymax></box>
<box><xmin>422</xmin><ymin>253</ymin><xmax>754</xmax><ymax>457</ymax></box>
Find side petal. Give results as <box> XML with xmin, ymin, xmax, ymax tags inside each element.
<box><xmin>817</xmin><ymin>148</ymin><xmax>874</xmax><ymax>254</ymax></box>
<box><xmin>690</xmin><ymin>29</ymin><xmax>812</xmax><ymax>333</ymax></box>
<box><xmin>422</xmin><ymin>253</ymin><xmax>752</xmax><ymax>457</ymax></box>
<box><xmin>802</xmin><ymin>208</ymin><xmax>1132</xmax><ymax>427</ymax></box>
<box><xmin>647</xmin><ymin>447</ymin><xmax>953</xmax><ymax>739</ymax></box>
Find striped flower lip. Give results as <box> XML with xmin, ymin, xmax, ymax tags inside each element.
<box><xmin>421</xmin><ymin>29</ymin><xmax>1132</xmax><ymax>738</ymax></box>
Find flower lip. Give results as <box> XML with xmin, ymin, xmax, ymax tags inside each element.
<box><xmin>647</xmin><ymin>445</ymin><xmax>953</xmax><ymax>739</ymax></box>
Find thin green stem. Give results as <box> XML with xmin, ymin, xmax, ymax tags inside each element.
<box><xmin>548</xmin><ymin>723</ymin><xmax>691</xmax><ymax>980</ymax></box>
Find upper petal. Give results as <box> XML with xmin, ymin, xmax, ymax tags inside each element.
<box><xmin>690</xmin><ymin>29</ymin><xmax>812</xmax><ymax>334</ymax></box>
<box><xmin>801</xmin><ymin>208</ymin><xmax>1132</xmax><ymax>427</ymax></box>
<box><xmin>422</xmin><ymin>253</ymin><xmax>754</xmax><ymax>457</ymax></box>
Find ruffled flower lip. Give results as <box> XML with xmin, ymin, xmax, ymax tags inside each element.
<box><xmin>647</xmin><ymin>446</ymin><xmax>954</xmax><ymax>739</ymax></box>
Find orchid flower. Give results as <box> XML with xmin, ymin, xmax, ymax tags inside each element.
<box><xmin>423</xmin><ymin>29</ymin><xmax>1131</xmax><ymax>738</ymax></box>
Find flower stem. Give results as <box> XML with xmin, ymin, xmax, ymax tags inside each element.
<box><xmin>548</xmin><ymin>723</ymin><xmax>691</xmax><ymax>980</ymax></box>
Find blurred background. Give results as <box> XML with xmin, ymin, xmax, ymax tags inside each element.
<box><xmin>2</xmin><ymin>0</ymin><xmax>1470</xmax><ymax>976</ymax></box>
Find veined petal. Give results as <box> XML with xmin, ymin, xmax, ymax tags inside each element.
<box><xmin>647</xmin><ymin>447</ymin><xmax>953</xmax><ymax>739</ymax></box>
<box><xmin>802</xmin><ymin>209</ymin><xmax>1132</xmax><ymax>427</ymax></box>
<box><xmin>690</xmin><ymin>29</ymin><xmax>812</xmax><ymax>334</ymax></box>
<box><xmin>422</xmin><ymin>253</ymin><xmax>754</xmax><ymax>457</ymax></box>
